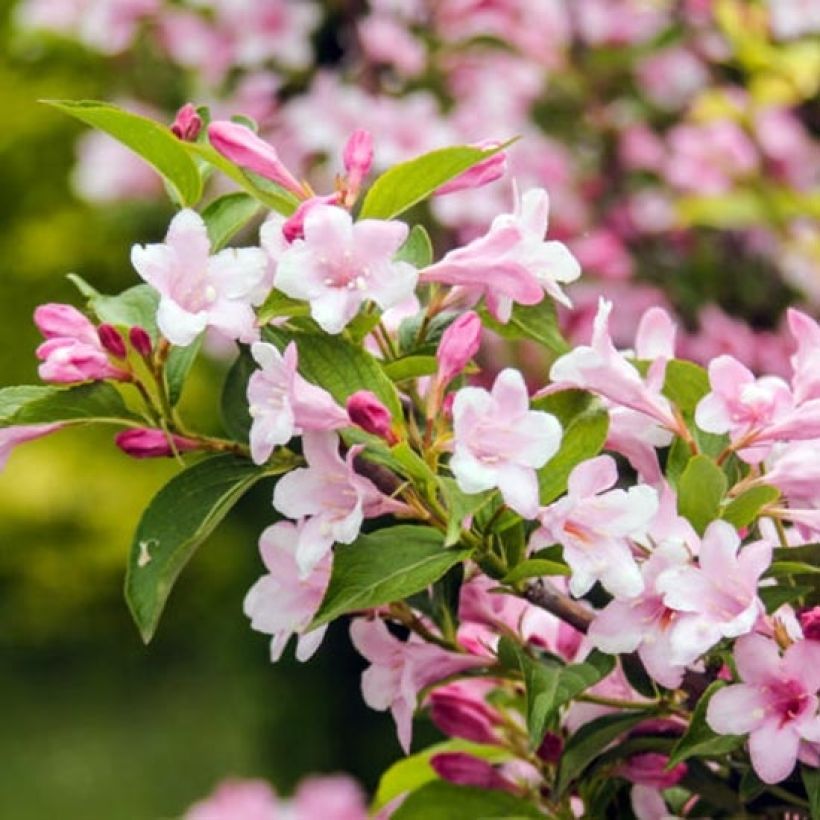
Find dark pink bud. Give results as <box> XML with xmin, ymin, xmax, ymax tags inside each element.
<box><xmin>343</xmin><ymin>129</ymin><xmax>374</xmax><ymax>191</ymax></box>
<box><xmin>129</xmin><ymin>326</ymin><xmax>153</xmax><ymax>358</ymax></box>
<box><xmin>800</xmin><ymin>607</ymin><xmax>820</xmax><ymax>640</ymax></box>
<box><xmin>441</xmin><ymin>392</ymin><xmax>455</xmax><ymax>418</ymax></box>
<box><xmin>282</xmin><ymin>193</ymin><xmax>342</xmax><ymax>243</ymax></box>
<box><xmin>429</xmin><ymin>753</ymin><xmax>515</xmax><ymax>793</ymax></box>
<box><xmin>346</xmin><ymin>390</ymin><xmax>396</xmax><ymax>443</ymax></box>
<box><xmin>115</xmin><ymin>428</ymin><xmax>200</xmax><ymax>459</ymax></box>
<box><xmin>436</xmin><ymin>142</ymin><xmax>507</xmax><ymax>196</ymax></box>
<box><xmin>619</xmin><ymin>753</ymin><xmax>687</xmax><ymax>789</ymax></box>
<box><xmin>170</xmin><ymin>103</ymin><xmax>202</xmax><ymax>141</ymax></box>
<box><xmin>436</xmin><ymin>311</ymin><xmax>482</xmax><ymax>386</ymax></box>
<box><xmin>97</xmin><ymin>324</ymin><xmax>127</xmax><ymax>358</ymax></box>
<box><xmin>208</xmin><ymin>121</ymin><xmax>304</xmax><ymax>197</ymax></box>
<box><xmin>536</xmin><ymin>732</ymin><xmax>563</xmax><ymax>764</ymax></box>
<box><xmin>429</xmin><ymin>690</ymin><xmax>499</xmax><ymax>745</ymax></box>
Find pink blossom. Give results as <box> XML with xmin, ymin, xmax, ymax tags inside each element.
<box><xmin>114</xmin><ymin>428</ymin><xmax>200</xmax><ymax>458</ymax></box>
<box><xmin>800</xmin><ymin>608</ymin><xmax>820</xmax><ymax>641</ymax></box>
<box><xmin>34</xmin><ymin>303</ymin><xmax>128</xmax><ymax>383</ymax></box>
<box><xmin>620</xmin><ymin>753</ymin><xmax>687</xmax><ymax>789</ymax></box>
<box><xmin>533</xmin><ymin>455</ymin><xmax>658</xmax><ymax>599</ymax></box>
<box><xmin>358</xmin><ymin>14</ymin><xmax>426</xmax><ymax>77</ymax></box>
<box><xmin>655</xmin><ymin>521</ymin><xmax>771</xmax><ymax>660</ymax></box>
<box><xmin>0</xmin><ymin>424</ymin><xmax>63</xmax><ymax>471</ymax></box>
<box><xmin>184</xmin><ymin>778</ymin><xmax>278</xmax><ymax>820</ymax></box>
<box><xmin>436</xmin><ymin>311</ymin><xmax>482</xmax><ymax>387</ymax></box>
<box><xmin>630</xmin><ymin>785</ymin><xmax>675</xmax><ymax>820</ymax></box>
<box><xmin>421</xmin><ymin>188</ymin><xmax>581</xmax><ymax>322</ymax></box>
<box><xmin>430</xmin><ymin>752</ymin><xmax>516</xmax><ymax>793</ymax></box>
<box><xmin>131</xmin><ymin>209</ymin><xmax>269</xmax><ymax>347</ymax></box>
<box><xmin>272</xmin><ymin>432</ymin><xmax>398</xmax><ymax>576</ymax></box>
<box><xmin>767</xmin><ymin>0</ymin><xmax>820</xmax><ymax>39</ymax></box>
<box><xmin>291</xmin><ymin>774</ymin><xmax>368</xmax><ymax>820</ymax></box>
<box><xmin>273</xmin><ymin>206</ymin><xmax>418</xmax><ymax>334</ymax></box>
<box><xmin>635</xmin><ymin>47</ymin><xmax>708</xmax><ymax>111</ymax></box>
<box><xmin>707</xmin><ymin>634</ymin><xmax>820</xmax><ymax>783</ymax></box>
<box><xmin>450</xmin><ymin>368</ymin><xmax>562</xmax><ymax>518</ymax></box>
<box><xmin>759</xmin><ymin>440</ymin><xmax>820</xmax><ymax>507</ymax></box>
<box><xmin>575</xmin><ymin>0</ymin><xmax>670</xmax><ymax>45</ymax></box>
<box><xmin>278</xmin><ymin>194</ymin><xmax>341</xmax><ymax>244</ymax></box>
<box><xmin>243</xmin><ymin>520</ymin><xmax>331</xmax><ymax>662</ymax></box>
<box><xmin>247</xmin><ymin>341</ymin><xmax>348</xmax><ymax>464</ymax></box>
<box><xmin>787</xmin><ymin>308</ymin><xmax>820</xmax><ymax>403</ymax></box>
<box><xmin>350</xmin><ymin>617</ymin><xmax>483</xmax><ymax>752</ymax></box>
<box><xmin>569</xmin><ymin>230</ymin><xmax>633</xmax><ymax>281</ymax></box>
<box><xmin>618</xmin><ymin>125</ymin><xmax>666</xmax><ymax>173</ymax></box>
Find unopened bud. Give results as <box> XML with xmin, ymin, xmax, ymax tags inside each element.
<box><xmin>97</xmin><ymin>324</ymin><xmax>127</xmax><ymax>358</ymax></box>
<box><xmin>436</xmin><ymin>142</ymin><xmax>507</xmax><ymax>196</ymax></box>
<box><xmin>429</xmin><ymin>689</ymin><xmax>498</xmax><ymax>745</ymax></box>
<box><xmin>429</xmin><ymin>753</ymin><xmax>515</xmax><ymax>793</ymax></box>
<box><xmin>436</xmin><ymin>311</ymin><xmax>482</xmax><ymax>386</ymax></box>
<box><xmin>800</xmin><ymin>607</ymin><xmax>820</xmax><ymax>641</ymax></box>
<box><xmin>536</xmin><ymin>732</ymin><xmax>563</xmax><ymax>764</ymax></box>
<box><xmin>620</xmin><ymin>753</ymin><xmax>687</xmax><ymax>789</ymax></box>
<box><xmin>34</xmin><ymin>303</ymin><xmax>95</xmax><ymax>340</ymax></box>
<box><xmin>115</xmin><ymin>428</ymin><xmax>200</xmax><ymax>459</ymax></box>
<box><xmin>346</xmin><ymin>390</ymin><xmax>396</xmax><ymax>444</ymax></box>
<box><xmin>170</xmin><ymin>103</ymin><xmax>202</xmax><ymax>142</ymax></box>
<box><xmin>129</xmin><ymin>326</ymin><xmax>153</xmax><ymax>358</ymax></box>
<box><xmin>343</xmin><ymin>129</ymin><xmax>374</xmax><ymax>192</ymax></box>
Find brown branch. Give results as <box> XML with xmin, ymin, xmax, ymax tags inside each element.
<box><xmin>522</xmin><ymin>579</ymin><xmax>594</xmax><ymax>634</ymax></box>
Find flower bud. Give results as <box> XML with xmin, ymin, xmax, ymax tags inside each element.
<box><xmin>208</xmin><ymin>121</ymin><xmax>304</xmax><ymax>197</ymax></box>
<box><xmin>343</xmin><ymin>129</ymin><xmax>374</xmax><ymax>191</ymax></box>
<box><xmin>34</xmin><ymin>303</ymin><xmax>96</xmax><ymax>341</ymax></box>
<box><xmin>800</xmin><ymin>607</ymin><xmax>820</xmax><ymax>640</ymax></box>
<box><xmin>429</xmin><ymin>753</ymin><xmax>515</xmax><ymax>793</ymax></box>
<box><xmin>436</xmin><ymin>142</ymin><xmax>507</xmax><ymax>196</ymax></box>
<box><xmin>346</xmin><ymin>390</ymin><xmax>396</xmax><ymax>443</ymax></box>
<box><xmin>115</xmin><ymin>428</ymin><xmax>200</xmax><ymax>459</ymax></box>
<box><xmin>129</xmin><ymin>326</ymin><xmax>153</xmax><ymax>358</ymax></box>
<box><xmin>619</xmin><ymin>753</ymin><xmax>686</xmax><ymax>789</ymax></box>
<box><xmin>428</xmin><ymin>688</ymin><xmax>499</xmax><ymax>745</ymax></box>
<box><xmin>436</xmin><ymin>311</ymin><xmax>482</xmax><ymax>386</ymax></box>
<box><xmin>97</xmin><ymin>324</ymin><xmax>127</xmax><ymax>358</ymax></box>
<box><xmin>536</xmin><ymin>732</ymin><xmax>563</xmax><ymax>764</ymax></box>
<box><xmin>170</xmin><ymin>103</ymin><xmax>202</xmax><ymax>142</ymax></box>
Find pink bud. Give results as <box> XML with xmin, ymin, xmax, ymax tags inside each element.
<box><xmin>346</xmin><ymin>390</ymin><xmax>396</xmax><ymax>443</ymax></box>
<box><xmin>800</xmin><ymin>607</ymin><xmax>820</xmax><ymax>640</ymax></box>
<box><xmin>429</xmin><ymin>688</ymin><xmax>499</xmax><ymax>745</ymax></box>
<box><xmin>282</xmin><ymin>193</ymin><xmax>342</xmax><ymax>243</ymax></box>
<box><xmin>170</xmin><ymin>103</ymin><xmax>202</xmax><ymax>142</ymax></box>
<box><xmin>619</xmin><ymin>753</ymin><xmax>687</xmax><ymax>789</ymax></box>
<box><xmin>536</xmin><ymin>732</ymin><xmax>563</xmax><ymax>764</ymax></box>
<box><xmin>429</xmin><ymin>753</ymin><xmax>516</xmax><ymax>793</ymax></box>
<box><xmin>208</xmin><ymin>121</ymin><xmax>304</xmax><ymax>197</ymax></box>
<box><xmin>97</xmin><ymin>324</ymin><xmax>127</xmax><ymax>358</ymax></box>
<box><xmin>114</xmin><ymin>428</ymin><xmax>200</xmax><ymax>459</ymax></box>
<box><xmin>436</xmin><ymin>142</ymin><xmax>507</xmax><ymax>196</ymax></box>
<box><xmin>436</xmin><ymin>311</ymin><xmax>482</xmax><ymax>386</ymax></box>
<box><xmin>441</xmin><ymin>392</ymin><xmax>455</xmax><ymax>419</ymax></box>
<box><xmin>34</xmin><ymin>303</ymin><xmax>96</xmax><ymax>341</ymax></box>
<box><xmin>129</xmin><ymin>326</ymin><xmax>153</xmax><ymax>358</ymax></box>
<box><xmin>343</xmin><ymin>129</ymin><xmax>374</xmax><ymax>191</ymax></box>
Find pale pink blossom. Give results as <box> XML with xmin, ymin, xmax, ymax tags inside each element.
<box><xmin>575</xmin><ymin>0</ymin><xmax>670</xmax><ymax>45</ymax></box>
<box><xmin>767</xmin><ymin>0</ymin><xmax>820</xmax><ymax>39</ymax></box>
<box><xmin>422</xmin><ymin>188</ymin><xmax>581</xmax><ymax>322</ymax></box>
<box><xmin>618</xmin><ymin>125</ymin><xmax>666</xmax><ymax>173</ymax></box>
<box><xmin>185</xmin><ymin>778</ymin><xmax>278</xmax><ymax>820</ymax></box>
<box><xmin>635</xmin><ymin>47</ymin><xmax>708</xmax><ymax>111</ymax></box>
<box><xmin>630</xmin><ymin>785</ymin><xmax>678</xmax><ymax>820</ymax></box>
<box><xmin>358</xmin><ymin>15</ymin><xmax>426</xmax><ymax>77</ymax></box>
<box><xmin>350</xmin><ymin>617</ymin><xmax>483</xmax><ymax>751</ymax></box>
<box><xmin>247</xmin><ymin>341</ymin><xmax>348</xmax><ymax>464</ymax></box>
<box><xmin>707</xmin><ymin>634</ymin><xmax>820</xmax><ymax>783</ymax></box>
<box><xmin>787</xmin><ymin>308</ymin><xmax>820</xmax><ymax>403</ymax></box>
<box><xmin>273</xmin><ymin>206</ymin><xmax>418</xmax><ymax>334</ymax></box>
<box><xmin>0</xmin><ymin>424</ymin><xmax>63</xmax><ymax>472</ymax></box>
<box><xmin>569</xmin><ymin>230</ymin><xmax>633</xmax><ymax>281</ymax></box>
<box><xmin>759</xmin><ymin>440</ymin><xmax>820</xmax><ymax>507</ymax></box>
<box><xmin>290</xmin><ymin>774</ymin><xmax>368</xmax><ymax>820</ymax></box>
<box><xmin>533</xmin><ymin>455</ymin><xmax>658</xmax><ymax>599</ymax></box>
<box><xmin>131</xmin><ymin>209</ymin><xmax>269</xmax><ymax>347</ymax></box>
<box><xmin>243</xmin><ymin>520</ymin><xmax>332</xmax><ymax>662</ymax></box>
<box><xmin>450</xmin><ymin>368</ymin><xmax>562</xmax><ymax>517</ymax></box>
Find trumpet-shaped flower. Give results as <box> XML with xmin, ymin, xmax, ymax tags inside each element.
<box><xmin>420</xmin><ymin>187</ymin><xmax>580</xmax><ymax>322</ymax></box>
<box><xmin>707</xmin><ymin>634</ymin><xmax>820</xmax><ymax>783</ymax></box>
<box><xmin>273</xmin><ymin>205</ymin><xmax>418</xmax><ymax>334</ymax></box>
<box><xmin>0</xmin><ymin>424</ymin><xmax>63</xmax><ymax>472</ymax></box>
<box><xmin>131</xmin><ymin>209</ymin><xmax>269</xmax><ymax>346</ymax></box>
<box><xmin>247</xmin><ymin>341</ymin><xmax>348</xmax><ymax>464</ymax></box>
<box><xmin>243</xmin><ymin>520</ymin><xmax>332</xmax><ymax>663</ymax></box>
<box><xmin>533</xmin><ymin>455</ymin><xmax>658</xmax><ymax>599</ymax></box>
<box><xmin>450</xmin><ymin>368</ymin><xmax>562</xmax><ymax>518</ymax></box>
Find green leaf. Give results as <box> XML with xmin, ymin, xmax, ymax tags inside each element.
<box><xmin>662</xmin><ymin>359</ymin><xmax>710</xmax><ymax>413</ymax></box>
<box><xmin>310</xmin><ymin>526</ymin><xmax>471</xmax><ymax>629</ymax></box>
<box><xmin>256</xmin><ymin>290</ymin><xmax>311</xmax><ymax>324</ymax></box>
<box><xmin>382</xmin><ymin>356</ymin><xmax>439</xmax><ymax>382</ymax></box>
<box><xmin>45</xmin><ymin>99</ymin><xmax>202</xmax><ymax>206</ymax></box>
<box><xmin>373</xmin><ymin>739</ymin><xmax>511</xmax><ymax>811</ymax></box>
<box><xmin>556</xmin><ymin>712</ymin><xmax>649</xmax><ymax>796</ymax></box>
<box><xmin>392</xmin><ymin>781</ymin><xmax>544</xmax><ymax>820</ymax></box>
<box><xmin>124</xmin><ymin>455</ymin><xmax>274</xmax><ymax>642</ymax></box>
<box><xmin>0</xmin><ymin>383</ymin><xmax>140</xmax><ymax>427</ymax></box>
<box><xmin>676</xmin><ymin>455</ymin><xmax>727</xmax><ymax>535</ymax></box>
<box><xmin>439</xmin><ymin>478</ymin><xmax>494</xmax><ymax>547</ymax></box>
<box><xmin>201</xmin><ymin>192</ymin><xmax>262</xmax><ymax>251</ymax></box>
<box><xmin>394</xmin><ymin>225</ymin><xmax>433</xmax><ymax>268</ymax></box>
<box><xmin>165</xmin><ymin>335</ymin><xmax>202</xmax><ymax>407</ymax></box>
<box><xmin>263</xmin><ymin>328</ymin><xmax>402</xmax><ymax>421</ymax></box>
<box><xmin>398</xmin><ymin>310</ymin><xmax>459</xmax><ymax>356</ymax></box>
<box><xmin>390</xmin><ymin>441</ymin><xmax>438</xmax><ymax>487</ymax></box>
<box><xmin>359</xmin><ymin>143</ymin><xmax>508</xmax><ymax>220</ymax></box>
<box><xmin>220</xmin><ymin>346</ymin><xmax>256</xmax><ymax>442</ymax></box>
<box><xmin>531</xmin><ymin>389</ymin><xmax>594</xmax><ymax>428</ymax></box>
<box><xmin>83</xmin><ymin>283</ymin><xmax>160</xmax><ymax>342</ymax></box>
<box><xmin>760</xmin><ymin>583</ymin><xmax>813</xmax><ymax>613</ymax></box>
<box><xmin>667</xmin><ymin>681</ymin><xmax>743</xmax><ymax>767</ymax></box>
<box><xmin>480</xmin><ymin>298</ymin><xmax>570</xmax><ymax>355</ymax></box>
<box><xmin>802</xmin><ymin>764</ymin><xmax>820</xmax><ymax>820</ymax></box>
<box><xmin>538</xmin><ymin>407</ymin><xmax>609</xmax><ymax>505</ymax></box>
<box><xmin>502</xmin><ymin>559</ymin><xmax>570</xmax><ymax>584</ymax></box>
<box><xmin>721</xmin><ymin>484</ymin><xmax>780</xmax><ymax>528</ymax></box>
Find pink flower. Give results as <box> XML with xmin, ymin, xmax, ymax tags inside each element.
<box><xmin>450</xmin><ymin>368</ymin><xmax>562</xmax><ymax>517</ymax></box>
<box><xmin>273</xmin><ymin>206</ymin><xmax>418</xmax><ymax>334</ymax></box>
<box><xmin>0</xmin><ymin>424</ymin><xmax>63</xmax><ymax>471</ymax></box>
<box><xmin>291</xmin><ymin>774</ymin><xmax>368</xmax><ymax>820</ymax></box>
<box><xmin>114</xmin><ymin>428</ymin><xmax>200</xmax><ymax>458</ymax></box>
<box><xmin>247</xmin><ymin>341</ymin><xmax>348</xmax><ymax>464</ymax></box>
<box><xmin>635</xmin><ymin>46</ymin><xmax>708</xmax><ymax>111</ymax></box>
<box><xmin>800</xmin><ymin>607</ymin><xmax>820</xmax><ymax>641</ymax></box>
<box><xmin>243</xmin><ymin>520</ymin><xmax>331</xmax><ymax>662</ymax></box>
<box><xmin>350</xmin><ymin>617</ymin><xmax>483</xmax><ymax>752</ymax></box>
<box><xmin>787</xmin><ymin>308</ymin><xmax>820</xmax><ymax>403</ymax></box>
<box><xmin>618</xmin><ymin>124</ymin><xmax>666</xmax><ymax>172</ymax></box>
<box><xmin>281</xmin><ymin>193</ymin><xmax>343</xmax><ymax>243</ymax></box>
<box><xmin>358</xmin><ymin>14</ymin><xmax>426</xmax><ymax>77</ymax></box>
<box><xmin>655</xmin><ymin>521</ymin><xmax>770</xmax><ymax>660</ymax></box>
<box><xmin>34</xmin><ymin>303</ymin><xmax>128</xmax><ymax>383</ymax></box>
<box><xmin>707</xmin><ymin>634</ymin><xmax>820</xmax><ymax>783</ymax></box>
<box><xmin>421</xmin><ymin>188</ymin><xmax>581</xmax><ymax>322</ymax></box>
<box><xmin>533</xmin><ymin>455</ymin><xmax>658</xmax><ymax>599</ymax></box>
<box><xmin>569</xmin><ymin>230</ymin><xmax>633</xmax><ymax>281</ymax></box>
<box><xmin>429</xmin><ymin>753</ymin><xmax>516</xmax><ymax>793</ymax></box>
<box><xmin>131</xmin><ymin>209</ymin><xmax>269</xmax><ymax>347</ymax></box>
<box><xmin>272</xmin><ymin>432</ymin><xmax>398</xmax><ymax>576</ymax></box>
<box><xmin>620</xmin><ymin>753</ymin><xmax>686</xmax><ymax>789</ymax></box>
<box><xmin>184</xmin><ymin>778</ymin><xmax>278</xmax><ymax>820</ymax></box>
<box><xmin>207</xmin><ymin>120</ymin><xmax>304</xmax><ymax>196</ymax></box>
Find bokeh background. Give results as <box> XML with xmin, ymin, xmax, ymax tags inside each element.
<box><xmin>1</xmin><ymin>0</ymin><xmax>818</xmax><ymax>817</ymax></box>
